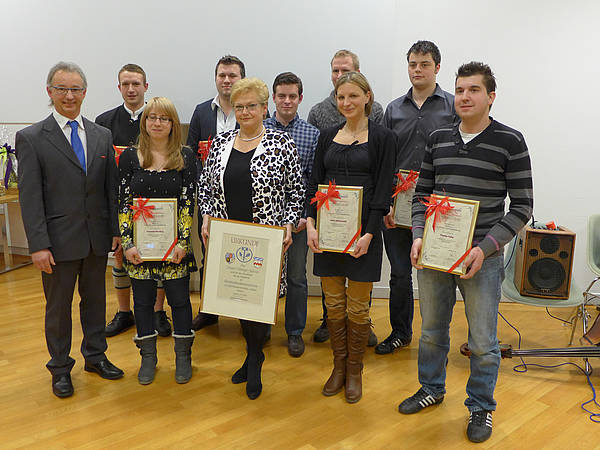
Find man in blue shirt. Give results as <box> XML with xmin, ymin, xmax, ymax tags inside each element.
<box><xmin>264</xmin><ymin>72</ymin><xmax>319</xmax><ymax>357</ymax></box>
<box><xmin>378</xmin><ymin>41</ymin><xmax>456</xmax><ymax>355</ymax></box>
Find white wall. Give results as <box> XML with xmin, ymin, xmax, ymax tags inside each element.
<box><xmin>2</xmin><ymin>0</ymin><xmax>598</xmax><ymax>293</ymax></box>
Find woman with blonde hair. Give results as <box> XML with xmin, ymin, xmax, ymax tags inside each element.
<box><xmin>119</xmin><ymin>97</ymin><xmax>197</xmax><ymax>385</ymax></box>
<box><xmin>199</xmin><ymin>78</ymin><xmax>304</xmax><ymax>399</ymax></box>
<box><xmin>306</xmin><ymin>72</ymin><xmax>395</xmax><ymax>403</ymax></box>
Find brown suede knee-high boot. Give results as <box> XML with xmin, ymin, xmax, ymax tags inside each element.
<box><xmin>322</xmin><ymin>317</ymin><xmax>347</xmax><ymax>396</ymax></box>
<box><xmin>345</xmin><ymin>320</ymin><xmax>370</xmax><ymax>403</ymax></box>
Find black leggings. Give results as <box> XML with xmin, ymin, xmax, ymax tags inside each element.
<box><xmin>131</xmin><ymin>276</ymin><xmax>192</xmax><ymax>337</ymax></box>
<box><xmin>240</xmin><ymin>320</ymin><xmax>270</xmax><ymax>356</ymax></box>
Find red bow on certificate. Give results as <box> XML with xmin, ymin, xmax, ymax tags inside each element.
<box><xmin>131</xmin><ymin>198</ymin><xmax>155</xmax><ymax>224</ymax></box>
<box><xmin>113</xmin><ymin>146</ymin><xmax>126</xmax><ymax>167</ymax></box>
<box><xmin>310</xmin><ymin>181</ymin><xmax>341</xmax><ymax>210</ymax></box>
<box><xmin>197</xmin><ymin>136</ymin><xmax>212</xmax><ymax>164</ymax></box>
<box><xmin>392</xmin><ymin>170</ymin><xmax>419</xmax><ymax>198</ymax></box>
<box><xmin>421</xmin><ymin>194</ymin><xmax>453</xmax><ymax>232</ymax></box>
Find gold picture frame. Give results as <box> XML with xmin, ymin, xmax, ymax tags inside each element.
<box><xmin>418</xmin><ymin>195</ymin><xmax>479</xmax><ymax>275</ymax></box>
<box><xmin>133</xmin><ymin>198</ymin><xmax>178</xmax><ymax>262</ymax></box>
<box><xmin>316</xmin><ymin>184</ymin><xmax>363</xmax><ymax>253</ymax></box>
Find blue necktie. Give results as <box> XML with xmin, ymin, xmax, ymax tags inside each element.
<box><xmin>68</xmin><ymin>120</ymin><xmax>86</xmax><ymax>173</ymax></box>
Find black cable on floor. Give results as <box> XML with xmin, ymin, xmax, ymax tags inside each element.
<box><xmin>498</xmin><ymin>311</ymin><xmax>600</xmax><ymax>423</ymax></box>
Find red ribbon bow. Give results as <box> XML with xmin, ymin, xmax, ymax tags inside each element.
<box><xmin>113</xmin><ymin>146</ymin><xmax>126</xmax><ymax>167</ymax></box>
<box><xmin>131</xmin><ymin>198</ymin><xmax>155</xmax><ymax>224</ymax></box>
<box><xmin>421</xmin><ymin>194</ymin><xmax>454</xmax><ymax>232</ymax></box>
<box><xmin>197</xmin><ymin>136</ymin><xmax>212</xmax><ymax>164</ymax></box>
<box><xmin>310</xmin><ymin>181</ymin><xmax>341</xmax><ymax>210</ymax></box>
<box><xmin>343</xmin><ymin>225</ymin><xmax>362</xmax><ymax>253</ymax></box>
<box><xmin>392</xmin><ymin>170</ymin><xmax>419</xmax><ymax>198</ymax></box>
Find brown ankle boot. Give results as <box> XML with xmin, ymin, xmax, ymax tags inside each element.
<box><xmin>322</xmin><ymin>317</ymin><xmax>347</xmax><ymax>396</ymax></box>
<box><xmin>345</xmin><ymin>320</ymin><xmax>370</xmax><ymax>403</ymax></box>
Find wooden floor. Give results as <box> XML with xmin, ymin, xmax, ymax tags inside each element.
<box><xmin>2</xmin><ymin>264</ymin><xmax>600</xmax><ymax>449</ymax></box>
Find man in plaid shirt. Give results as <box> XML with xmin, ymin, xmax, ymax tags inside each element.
<box><xmin>264</xmin><ymin>72</ymin><xmax>319</xmax><ymax>357</ymax></box>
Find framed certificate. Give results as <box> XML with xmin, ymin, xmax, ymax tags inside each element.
<box><xmin>418</xmin><ymin>195</ymin><xmax>479</xmax><ymax>275</ymax></box>
<box><xmin>393</xmin><ymin>170</ymin><xmax>418</xmax><ymax>228</ymax></box>
<box><xmin>316</xmin><ymin>185</ymin><xmax>363</xmax><ymax>253</ymax></box>
<box><xmin>200</xmin><ymin>218</ymin><xmax>285</xmax><ymax>324</ymax></box>
<box><xmin>133</xmin><ymin>198</ymin><xmax>178</xmax><ymax>261</ymax></box>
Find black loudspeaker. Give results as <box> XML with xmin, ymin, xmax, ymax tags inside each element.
<box><xmin>513</xmin><ymin>226</ymin><xmax>576</xmax><ymax>299</ymax></box>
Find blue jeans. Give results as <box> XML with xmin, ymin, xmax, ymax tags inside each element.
<box><xmin>285</xmin><ymin>229</ymin><xmax>308</xmax><ymax>336</ymax></box>
<box><xmin>416</xmin><ymin>255</ymin><xmax>504</xmax><ymax>412</ymax></box>
<box><xmin>382</xmin><ymin>225</ymin><xmax>414</xmax><ymax>340</ymax></box>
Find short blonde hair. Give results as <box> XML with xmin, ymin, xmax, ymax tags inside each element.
<box><xmin>230</xmin><ymin>77</ymin><xmax>269</xmax><ymax>105</ymax></box>
<box><xmin>335</xmin><ymin>72</ymin><xmax>374</xmax><ymax>117</ymax></box>
<box><xmin>331</xmin><ymin>49</ymin><xmax>360</xmax><ymax>71</ymax></box>
<box><xmin>138</xmin><ymin>97</ymin><xmax>184</xmax><ymax>171</ymax></box>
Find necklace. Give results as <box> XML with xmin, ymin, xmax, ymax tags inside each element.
<box><xmin>343</xmin><ymin>123</ymin><xmax>368</xmax><ymax>139</ymax></box>
<box><xmin>239</xmin><ymin>126</ymin><xmax>265</xmax><ymax>142</ymax></box>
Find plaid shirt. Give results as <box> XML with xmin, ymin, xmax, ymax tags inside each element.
<box><xmin>264</xmin><ymin>114</ymin><xmax>319</xmax><ymax>215</ymax></box>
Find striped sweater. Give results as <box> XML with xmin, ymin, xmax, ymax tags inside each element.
<box><xmin>412</xmin><ymin>119</ymin><xmax>533</xmax><ymax>258</ymax></box>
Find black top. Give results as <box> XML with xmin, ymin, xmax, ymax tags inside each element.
<box><xmin>95</xmin><ymin>105</ymin><xmax>141</xmax><ymax>147</ymax></box>
<box><xmin>307</xmin><ymin>120</ymin><xmax>395</xmax><ymax>282</ymax></box>
<box><xmin>224</xmin><ymin>148</ymin><xmax>255</xmax><ymax>222</ymax></box>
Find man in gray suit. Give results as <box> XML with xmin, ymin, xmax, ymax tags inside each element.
<box><xmin>17</xmin><ymin>62</ymin><xmax>124</xmax><ymax>398</ymax></box>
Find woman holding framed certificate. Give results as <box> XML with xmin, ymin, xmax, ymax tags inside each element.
<box><xmin>118</xmin><ymin>97</ymin><xmax>197</xmax><ymax>385</ymax></box>
<box><xmin>198</xmin><ymin>78</ymin><xmax>304</xmax><ymax>399</ymax></box>
<box><xmin>306</xmin><ymin>72</ymin><xmax>395</xmax><ymax>403</ymax></box>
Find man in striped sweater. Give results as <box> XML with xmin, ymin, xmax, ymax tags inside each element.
<box><xmin>397</xmin><ymin>62</ymin><xmax>533</xmax><ymax>444</ymax></box>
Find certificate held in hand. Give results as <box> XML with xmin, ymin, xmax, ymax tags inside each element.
<box><xmin>132</xmin><ymin>198</ymin><xmax>178</xmax><ymax>261</ymax></box>
<box><xmin>314</xmin><ymin>182</ymin><xmax>363</xmax><ymax>253</ymax></box>
<box><xmin>392</xmin><ymin>169</ymin><xmax>419</xmax><ymax>228</ymax></box>
<box><xmin>418</xmin><ymin>194</ymin><xmax>479</xmax><ymax>275</ymax></box>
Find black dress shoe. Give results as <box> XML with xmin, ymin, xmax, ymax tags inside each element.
<box><xmin>84</xmin><ymin>359</ymin><xmax>124</xmax><ymax>380</ymax></box>
<box><xmin>52</xmin><ymin>373</ymin><xmax>74</xmax><ymax>398</ymax></box>
<box><xmin>287</xmin><ymin>335</ymin><xmax>305</xmax><ymax>357</ymax></box>
<box><xmin>105</xmin><ymin>311</ymin><xmax>135</xmax><ymax>337</ymax></box>
<box><xmin>153</xmin><ymin>310</ymin><xmax>172</xmax><ymax>337</ymax></box>
<box><xmin>191</xmin><ymin>312</ymin><xmax>218</xmax><ymax>331</ymax></box>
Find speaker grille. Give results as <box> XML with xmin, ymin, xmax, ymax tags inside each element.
<box><xmin>527</xmin><ymin>258</ymin><xmax>566</xmax><ymax>291</ymax></box>
<box><xmin>539</xmin><ymin>235</ymin><xmax>560</xmax><ymax>254</ymax></box>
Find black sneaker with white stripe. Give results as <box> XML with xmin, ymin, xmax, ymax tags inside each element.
<box><xmin>467</xmin><ymin>410</ymin><xmax>493</xmax><ymax>443</ymax></box>
<box><xmin>398</xmin><ymin>387</ymin><xmax>444</xmax><ymax>414</ymax></box>
<box><xmin>375</xmin><ymin>333</ymin><xmax>411</xmax><ymax>354</ymax></box>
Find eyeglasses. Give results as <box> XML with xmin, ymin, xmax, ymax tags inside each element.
<box><xmin>234</xmin><ymin>103</ymin><xmax>262</xmax><ymax>113</ymax></box>
<box><xmin>146</xmin><ymin>115</ymin><xmax>172</xmax><ymax>124</ymax></box>
<box><xmin>50</xmin><ymin>86</ymin><xmax>85</xmax><ymax>95</ymax></box>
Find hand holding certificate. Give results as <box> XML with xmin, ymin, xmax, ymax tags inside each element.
<box><xmin>417</xmin><ymin>195</ymin><xmax>479</xmax><ymax>275</ymax></box>
<box><xmin>313</xmin><ymin>183</ymin><xmax>363</xmax><ymax>253</ymax></box>
<box><xmin>392</xmin><ymin>170</ymin><xmax>418</xmax><ymax>228</ymax></box>
<box><xmin>133</xmin><ymin>198</ymin><xmax>178</xmax><ymax>261</ymax></box>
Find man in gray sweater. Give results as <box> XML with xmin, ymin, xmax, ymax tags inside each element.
<box><xmin>398</xmin><ymin>62</ymin><xmax>533</xmax><ymax>444</ymax></box>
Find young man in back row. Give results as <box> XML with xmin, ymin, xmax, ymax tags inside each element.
<box><xmin>95</xmin><ymin>64</ymin><xmax>171</xmax><ymax>338</ymax></box>
<box><xmin>378</xmin><ymin>41</ymin><xmax>456</xmax><ymax>355</ymax></box>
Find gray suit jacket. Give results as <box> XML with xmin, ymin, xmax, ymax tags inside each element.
<box><xmin>16</xmin><ymin>114</ymin><xmax>119</xmax><ymax>262</ymax></box>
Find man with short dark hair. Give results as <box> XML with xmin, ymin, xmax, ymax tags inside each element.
<box><xmin>186</xmin><ymin>55</ymin><xmax>245</xmax><ymax>156</ymax></box>
<box><xmin>188</xmin><ymin>55</ymin><xmax>245</xmax><ymax>330</ymax></box>
<box><xmin>307</xmin><ymin>49</ymin><xmax>383</xmax><ymax>345</ymax></box>
<box><xmin>377</xmin><ymin>41</ymin><xmax>456</xmax><ymax>355</ymax></box>
<box><xmin>264</xmin><ymin>72</ymin><xmax>319</xmax><ymax>357</ymax></box>
<box><xmin>398</xmin><ymin>62</ymin><xmax>533</xmax><ymax>444</ymax></box>
<box><xmin>95</xmin><ymin>64</ymin><xmax>171</xmax><ymax>338</ymax></box>
<box><xmin>17</xmin><ymin>62</ymin><xmax>125</xmax><ymax>398</ymax></box>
